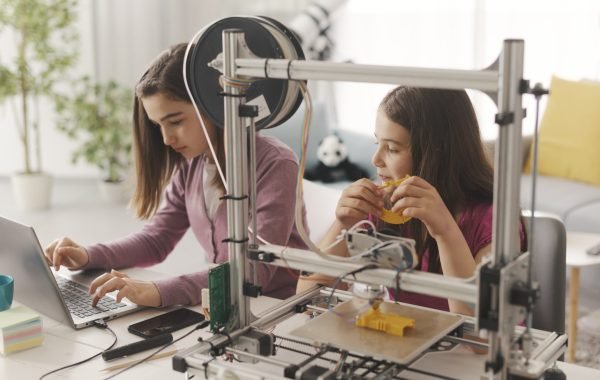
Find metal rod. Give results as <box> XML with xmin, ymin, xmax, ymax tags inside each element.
<box><xmin>532</xmin><ymin>334</ymin><xmax>567</xmax><ymax>363</ymax></box>
<box><xmin>225</xmin><ymin>347</ymin><xmax>291</xmax><ymax>367</ymax></box>
<box><xmin>488</xmin><ymin>39</ymin><xmax>525</xmax><ymax>380</ymax></box>
<box><xmin>235</xmin><ymin>58</ymin><xmax>499</xmax><ymax>98</ymax></box>
<box><xmin>248</xmin><ymin>115</ymin><xmax>258</xmax><ymax>286</ymax></box>
<box><xmin>250</xmin><ymin>286</ymin><xmax>321</xmax><ymax>330</ymax></box>
<box><xmin>223</xmin><ymin>29</ymin><xmax>251</xmax><ymax>329</ymax></box>
<box><xmin>260</xmin><ymin>244</ymin><xmax>477</xmax><ymax>303</ymax></box>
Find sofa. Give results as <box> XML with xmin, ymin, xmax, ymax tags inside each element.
<box><xmin>484</xmin><ymin>135</ymin><xmax>600</xmax><ymax>234</ymax></box>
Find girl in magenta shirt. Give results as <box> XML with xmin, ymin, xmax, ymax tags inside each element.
<box><xmin>299</xmin><ymin>86</ymin><xmax>524</xmax><ymax>314</ymax></box>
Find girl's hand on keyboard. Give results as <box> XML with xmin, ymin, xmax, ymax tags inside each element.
<box><xmin>89</xmin><ymin>270</ymin><xmax>161</xmax><ymax>307</ymax></box>
<box><xmin>44</xmin><ymin>237</ymin><xmax>90</xmax><ymax>271</ymax></box>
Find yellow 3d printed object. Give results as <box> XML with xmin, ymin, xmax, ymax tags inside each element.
<box><xmin>355</xmin><ymin>305</ymin><xmax>415</xmax><ymax>336</ymax></box>
<box><xmin>378</xmin><ymin>175</ymin><xmax>412</xmax><ymax>225</ymax></box>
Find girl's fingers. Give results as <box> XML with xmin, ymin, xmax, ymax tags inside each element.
<box><xmin>339</xmin><ymin>195</ymin><xmax>382</xmax><ymax>217</ymax></box>
<box><xmin>391</xmin><ymin>196</ymin><xmax>422</xmax><ymax>214</ymax></box>
<box><xmin>337</xmin><ymin>207</ymin><xmax>368</xmax><ymax>222</ymax></box>
<box><xmin>92</xmin><ymin>277</ymin><xmax>125</xmax><ymax>307</ymax></box>
<box><xmin>110</xmin><ymin>269</ymin><xmax>128</xmax><ymax>278</ymax></box>
<box><xmin>390</xmin><ymin>185</ymin><xmax>430</xmax><ymax>204</ymax></box>
<box><xmin>89</xmin><ymin>272</ymin><xmax>115</xmax><ymax>294</ymax></box>
<box><xmin>344</xmin><ymin>181</ymin><xmax>384</xmax><ymax>208</ymax></box>
<box><xmin>115</xmin><ymin>287</ymin><xmax>131</xmax><ymax>304</ymax></box>
<box><xmin>402</xmin><ymin>176</ymin><xmax>431</xmax><ymax>189</ymax></box>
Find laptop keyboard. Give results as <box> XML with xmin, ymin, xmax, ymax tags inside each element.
<box><xmin>56</xmin><ymin>276</ymin><xmax>127</xmax><ymax>318</ymax></box>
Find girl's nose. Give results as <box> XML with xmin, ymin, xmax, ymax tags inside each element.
<box><xmin>371</xmin><ymin>148</ymin><xmax>384</xmax><ymax>168</ymax></box>
<box><xmin>162</xmin><ymin>130</ymin><xmax>177</xmax><ymax>146</ymax></box>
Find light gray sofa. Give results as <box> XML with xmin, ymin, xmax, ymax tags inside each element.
<box><xmin>487</xmin><ymin>135</ymin><xmax>600</xmax><ymax>234</ymax></box>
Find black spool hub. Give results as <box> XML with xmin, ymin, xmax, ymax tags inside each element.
<box><xmin>187</xmin><ymin>16</ymin><xmax>306</xmax><ymax>130</ymax></box>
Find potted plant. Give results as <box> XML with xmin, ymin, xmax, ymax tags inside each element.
<box><xmin>0</xmin><ymin>0</ymin><xmax>79</xmax><ymax>210</ymax></box>
<box><xmin>55</xmin><ymin>76</ymin><xmax>134</xmax><ymax>203</ymax></box>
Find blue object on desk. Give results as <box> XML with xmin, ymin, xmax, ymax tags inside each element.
<box><xmin>0</xmin><ymin>275</ymin><xmax>14</xmax><ymax>312</ymax></box>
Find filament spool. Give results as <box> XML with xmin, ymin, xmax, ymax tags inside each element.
<box><xmin>186</xmin><ymin>16</ymin><xmax>306</xmax><ymax>130</ymax></box>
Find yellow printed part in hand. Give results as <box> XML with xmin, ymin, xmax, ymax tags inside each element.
<box><xmin>380</xmin><ymin>208</ymin><xmax>411</xmax><ymax>225</ymax></box>
<box><xmin>379</xmin><ymin>174</ymin><xmax>411</xmax><ymax>225</ymax></box>
<box><xmin>379</xmin><ymin>174</ymin><xmax>411</xmax><ymax>189</ymax></box>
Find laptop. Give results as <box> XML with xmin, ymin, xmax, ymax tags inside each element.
<box><xmin>0</xmin><ymin>216</ymin><xmax>142</xmax><ymax>329</ymax></box>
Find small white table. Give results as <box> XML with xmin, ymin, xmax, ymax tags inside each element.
<box><xmin>566</xmin><ymin>232</ymin><xmax>600</xmax><ymax>362</ymax></box>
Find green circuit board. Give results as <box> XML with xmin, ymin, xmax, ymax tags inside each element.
<box><xmin>208</xmin><ymin>262</ymin><xmax>231</xmax><ymax>332</ymax></box>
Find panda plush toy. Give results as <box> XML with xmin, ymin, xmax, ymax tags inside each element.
<box><xmin>305</xmin><ymin>134</ymin><xmax>370</xmax><ymax>183</ymax></box>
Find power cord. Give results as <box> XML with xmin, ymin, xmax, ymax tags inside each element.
<box><xmin>103</xmin><ymin>320</ymin><xmax>210</xmax><ymax>380</ymax></box>
<box><xmin>39</xmin><ymin>319</ymin><xmax>117</xmax><ymax>380</ymax></box>
<box><xmin>327</xmin><ymin>264</ymin><xmax>379</xmax><ymax>311</ymax></box>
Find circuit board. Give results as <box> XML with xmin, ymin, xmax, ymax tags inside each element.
<box><xmin>208</xmin><ymin>262</ymin><xmax>231</xmax><ymax>332</ymax></box>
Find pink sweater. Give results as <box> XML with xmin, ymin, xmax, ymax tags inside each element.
<box><xmin>84</xmin><ymin>135</ymin><xmax>307</xmax><ymax>306</ymax></box>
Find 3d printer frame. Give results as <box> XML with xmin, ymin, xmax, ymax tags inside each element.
<box><xmin>174</xmin><ymin>28</ymin><xmax>566</xmax><ymax>380</ymax></box>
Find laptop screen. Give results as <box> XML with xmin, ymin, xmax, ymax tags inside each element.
<box><xmin>0</xmin><ymin>216</ymin><xmax>72</xmax><ymax>326</ymax></box>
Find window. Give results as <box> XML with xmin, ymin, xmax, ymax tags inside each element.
<box><xmin>328</xmin><ymin>0</ymin><xmax>600</xmax><ymax>139</ymax></box>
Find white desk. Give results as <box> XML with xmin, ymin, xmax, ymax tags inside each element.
<box><xmin>1</xmin><ymin>297</ymin><xmax>282</xmax><ymax>380</ymax></box>
<box><xmin>0</xmin><ymin>266</ymin><xmax>279</xmax><ymax>380</ymax></box>
<box><xmin>566</xmin><ymin>232</ymin><xmax>600</xmax><ymax>362</ymax></box>
<box><xmin>410</xmin><ymin>346</ymin><xmax>600</xmax><ymax>379</ymax></box>
<box><xmin>1</xmin><ymin>301</ymin><xmax>205</xmax><ymax>379</ymax></box>
<box><xmin>2</xmin><ymin>264</ymin><xmax>600</xmax><ymax>379</ymax></box>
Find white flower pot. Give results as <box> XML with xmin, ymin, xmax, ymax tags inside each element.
<box><xmin>98</xmin><ymin>180</ymin><xmax>131</xmax><ymax>204</ymax></box>
<box><xmin>10</xmin><ymin>172</ymin><xmax>53</xmax><ymax>211</ymax></box>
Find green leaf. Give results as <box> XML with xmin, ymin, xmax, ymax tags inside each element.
<box><xmin>54</xmin><ymin>75</ymin><xmax>133</xmax><ymax>180</ymax></box>
<box><xmin>0</xmin><ymin>0</ymin><xmax>80</xmax><ymax>173</ymax></box>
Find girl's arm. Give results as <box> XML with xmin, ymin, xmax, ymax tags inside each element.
<box><xmin>85</xmin><ymin>168</ymin><xmax>190</xmax><ymax>270</ymax></box>
<box><xmin>435</xmin><ymin>224</ymin><xmax>490</xmax><ymax>315</ymax></box>
<box><xmin>390</xmin><ymin>176</ymin><xmax>484</xmax><ymax>315</ymax></box>
<box><xmin>296</xmin><ymin>220</ymin><xmax>349</xmax><ymax>293</ymax></box>
<box><xmin>296</xmin><ymin>179</ymin><xmax>383</xmax><ymax>293</ymax></box>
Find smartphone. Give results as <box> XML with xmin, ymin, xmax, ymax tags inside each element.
<box><xmin>128</xmin><ymin>308</ymin><xmax>205</xmax><ymax>338</ymax></box>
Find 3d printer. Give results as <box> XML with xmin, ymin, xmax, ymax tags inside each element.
<box><xmin>170</xmin><ymin>9</ymin><xmax>565</xmax><ymax>380</ymax></box>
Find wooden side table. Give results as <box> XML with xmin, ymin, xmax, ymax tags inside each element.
<box><xmin>566</xmin><ymin>232</ymin><xmax>600</xmax><ymax>362</ymax></box>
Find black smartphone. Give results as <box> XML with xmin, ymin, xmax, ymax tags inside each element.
<box><xmin>128</xmin><ymin>308</ymin><xmax>205</xmax><ymax>338</ymax></box>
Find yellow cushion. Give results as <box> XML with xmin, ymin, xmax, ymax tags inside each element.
<box><xmin>524</xmin><ymin>76</ymin><xmax>600</xmax><ymax>186</ymax></box>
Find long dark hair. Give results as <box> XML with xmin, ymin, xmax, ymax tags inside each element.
<box><xmin>378</xmin><ymin>86</ymin><xmax>494</xmax><ymax>273</ymax></box>
<box><xmin>131</xmin><ymin>43</ymin><xmax>225</xmax><ymax>219</ymax></box>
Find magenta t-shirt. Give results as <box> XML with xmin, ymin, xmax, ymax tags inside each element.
<box><xmin>388</xmin><ymin>202</ymin><xmax>504</xmax><ymax>311</ymax></box>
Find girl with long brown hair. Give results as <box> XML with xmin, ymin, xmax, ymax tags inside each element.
<box><xmin>298</xmin><ymin>86</ymin><xmax>524</xmax><ymax>315</ymax></box>
<box><xmin>45</xmin><ymin>43</ymin><xmax>307</xmax><ymax>307</ymax></box>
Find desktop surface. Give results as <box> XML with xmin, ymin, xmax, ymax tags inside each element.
<box><xmin>3</xmin><ymin>293</ymin><xmax>600</xmax><ymax>379</ymax></box>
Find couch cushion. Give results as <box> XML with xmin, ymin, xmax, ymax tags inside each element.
<box><xmin>520</xmin><ymin>174</ymin><xmax>600</xmax><ymax>221</ymax></box>
<box><xmin>302</xmin><ymin>179</ymin><xmax>341</xmax><ymax>242</ymax></box>
<box><xmin>524</xmin><ymin>76</ymin><xmax>600</xmax><ymax>186</ymax></box>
